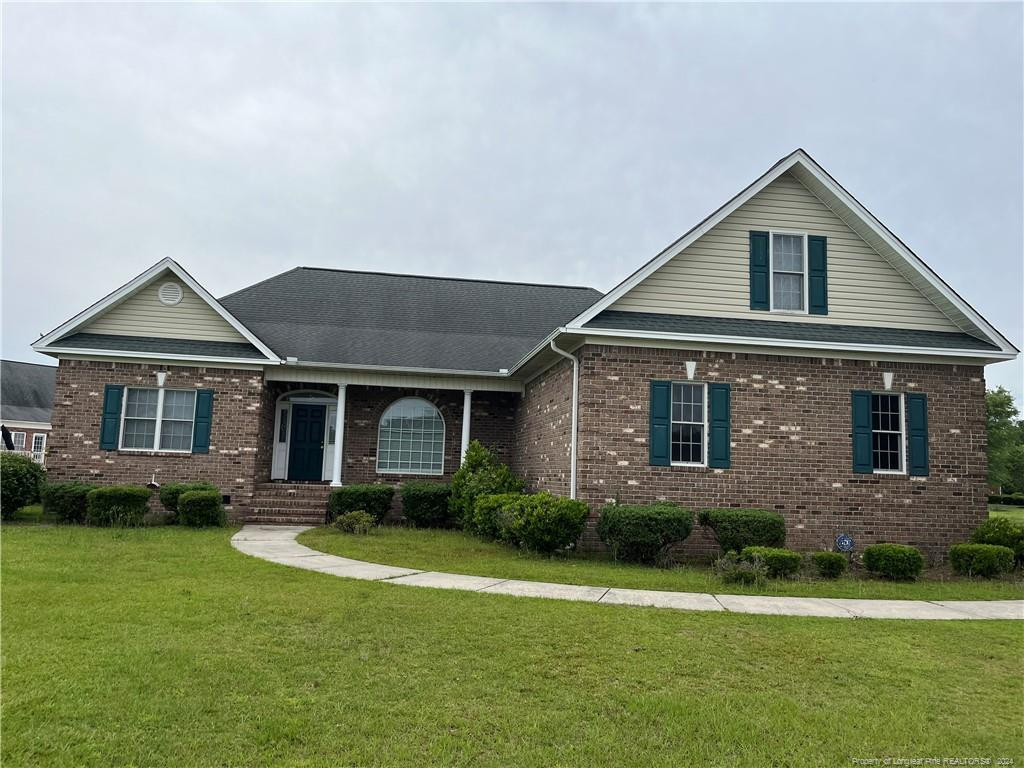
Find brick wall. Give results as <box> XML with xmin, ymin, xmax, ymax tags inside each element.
<box><xmin>47</xmin><ymin>359</ymin><xmax>265</xmax><ymax>519</ymax></box>
<box><xmin>576</xmin><ymin>344</ymin><xmax>988</xmax><ymax>560</ymax></box>
<box><xmin>511</xmin><ymin>358</ymin><xmax>574</xmax><ymax>496</ymax></box>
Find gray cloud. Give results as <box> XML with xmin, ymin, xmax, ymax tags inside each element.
<box><xmin>4</xmin><ymin>3</ymin><xmax>1021</xmax><ymax>400</ymax></box>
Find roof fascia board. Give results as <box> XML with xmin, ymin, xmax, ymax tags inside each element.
<box><xmin>286</xmin><ymin>359</ymin><xmax>511</xmax><ymax>378</ymax></box>
<box><xmin>37</xmin><ymin>346</ymin><xmax>276</xmax><ymax>367</ymax></box>
<box><xmin>0</xmin><ymin>420</ymin><xmax>52</xmax><ymax>430</ymax></box>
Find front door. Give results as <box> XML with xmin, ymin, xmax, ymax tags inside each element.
<box><xmin>288</xmin><ymin>404</ymin><xmax>326</xmax><ymax>481</ymax></box>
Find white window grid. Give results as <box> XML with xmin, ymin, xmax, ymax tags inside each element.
<box><xmin>769</xmin><ymin>231</ymin><xmax>808</xmax><ymax>313</ymax></box>
<box><xmin>119</xmin><ymin>387</ymin><xmax>197</xmax><ymax>453</ymax></box>
<box><xmin>871</xmin><ymin>392</ymin><xmax>906</xmax><ymax>474</ymax></box>
<box><xmin>31</xmin><ymin>433</ymin><xmax>46</xmax><ymax>465</ymax></box>
<box><xmin>376</xmin><ymin>398</ymin><xmax>445</xmax><ymax>475</ymax></box>
<box><xmin>670</xmin><ymin>382</ymin><xmax>707</xmax><ymax>467</ymax></box>
<box><xmin>10</xmin><ymin>432</ymin><xmax>26</xmax><ymax>452</ymax></box>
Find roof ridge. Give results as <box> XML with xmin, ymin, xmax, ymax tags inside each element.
<box><xmin>290</xmin><ymin>266</ymin><xmax>601</xmax><ymax>293</ymax></box>
<box><xmin>1</xmin><ymin>359</ymin><xmax>58</xmax><ymax>369</ymax></box>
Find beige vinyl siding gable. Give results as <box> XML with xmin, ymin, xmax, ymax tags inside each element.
<box><xmin>610</xmin><ymin>172</ymin><xmax>961</xmax><ymax>333</ymax></box>
<box><xmin>82</xmin><ymin>275</ymin><xmax>249</xmax><ymax>343</ymax></box>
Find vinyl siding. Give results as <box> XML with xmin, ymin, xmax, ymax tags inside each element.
<box><xmin>610</xmin><ymin>172</ymin><xmax>961</xmax><ymax>332</ymax></box>
<box><xmin>82</xmin><ymin>276</ymin><xmax>248</xmax><ymax>343</ymax></box>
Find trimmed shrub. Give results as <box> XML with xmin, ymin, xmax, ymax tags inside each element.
<box><xmin>698</xmin><ymin>508</ymin><xmax>786</xmax><ymax>553</ymax></box>
<box><xmin>862</xmin><ymin>543</ymin><xmax>924</xmax><ymax>581</ymax></box>
<box><xmin>400</xmin><ymin>482</ymin><xmax>454</xmax><ymax>528</ymax></box>
<box><xmin>596</xmin><ymin>503</ymin><xmax>694</xmax><ymax>564</ymax></box>
<box><xmin>159</xmin><ymin>482</ymin><xmax>218</xmax><ymax>523</ymax></box>
<box><xmin>178</xmin><ymin>490</ymin><xmax>226</xmax><ymax>528</ymax></box>
<box><xmin>740</xmin><ymin>546</ymin><xmax>802</xmax><ymax>578</ymax></box>
<box><xmin>1</xmin><ymin>453</ymin><xmax>45</xmax><ymax>519</ymax></box>
<box><xmin>971</xmin><ymin>516</ymin><xmax>1024</xmax><ymax>564</ymax></box>
<box><xmin>449</xmin><ymin>440</ymin><xmax>524</xmax><ymax>527</ymax></box>
<box><xmin>41</xmin><ymin>481</ymin><xmax>97</xmax><ymax>523</ymax></box>
<box><xmin>334</xmin><ymin>510</ymin><xmax>375</xmax><ymax>535</ymax></box>
<box><xmin>988</xmin><ymin>494</ymin><xmax>1024</xmax><ymax>506</ymax></box>
<box><xmin>85</xmin><ymin>485</ymin><xmax>151</xmax><ymax>527</ymax></box>
<box><xmin>811</xmin><ymin>551</ymin><xmax>847</xmax><ymax>579</ymax></box>
<box><xmin>470</xmin><ymin>493</ymin><xmax>523</xmax><ymax>540</ymax></box>
<box><xmin>949</xmin><ymin>543</ymin><xmax>1014</xmax><ymax>578</ymax></box>
<box><xmin>714</xmin><ymin>552</ymin><xmax>767</xmax><ymax>585</ymax></box>
<box><xmin>329</xmin><ymin>484</ymin><xmax>394</xmax><ymax>523</ymax></box>
<box><xmin>501</xmin><ymin>493</ymin><xmax>589</xmax><ymax>554</ymax></box>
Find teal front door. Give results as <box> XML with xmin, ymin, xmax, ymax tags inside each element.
<box><xmin>288</xmin><ymin>404</ymin><xmax>326</xmax><ymax>481</ymax></box>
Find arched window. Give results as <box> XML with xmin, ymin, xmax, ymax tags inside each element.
<box><xmin>377</xmin><ymin>397</ymin><xmax>445</xmax><ymax>475</ymax></box>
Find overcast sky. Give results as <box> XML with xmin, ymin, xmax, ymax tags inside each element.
<box><xmin>3</xmin><ymin>3</ymin><xmax>1021</xmax><ymax>402</ymax></box>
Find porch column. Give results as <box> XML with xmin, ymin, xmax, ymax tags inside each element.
<box><xmin>460</xmin><ymin>389</ymin><xmax>473</xmax><ymax>464</ymax></box>
<box><xmin>330</xmin><ymin>384</ymin><xmax>346</xmax><ymax>487</ymax></box>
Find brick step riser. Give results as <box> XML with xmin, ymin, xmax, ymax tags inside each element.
<box><xmin>255</xmin><ymin>485</ymin><xmax>333</xmax><ymax>493</ymax></box>
<box><xmin>250</xmin><ymin>499</ymin><xmax>330</xmax><ymax>509</ymax></box>
<box><xmin>246</xmin><ymin>517</ymin><xmax>327</xmax><ymax>525</ymax></box>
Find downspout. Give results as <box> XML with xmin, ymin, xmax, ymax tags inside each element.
<box><xmin>549</xmin><ymin>338</ymin><xmax>578</xmax><ymax>500</ymax></box>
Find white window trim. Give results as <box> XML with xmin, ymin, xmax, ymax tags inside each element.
<box><xmin>31</xmin><ymin>433</ymin><xmax>46</xmax><ymax>465</ymax></box>
<box><xmin>670</xmin><ymin>381</ymin><xmax>708</xmax><ymax>468</ymax></box>
<box><xmin>768</xmin><ymin>230</ymin><xmax>809</xmax><ymax>315</ymax></box>
<box><xmin>118</xmin><ymin>387</ymin><xmax>196</xmax><ymax>454</ymax></box>
<box><xmin>10</xmin><ymin>431</ymin><xmax>26</xmax><ymax>451</ymax></box>
<box><xmin>376</xmin><ymin>397</ymin><xmax>446</xmax><ymax>476</ymax></box>
<box><xmin>871</xmin><ymin>391</ymin><xmax>907</xmax><ymax>475</ymax></box>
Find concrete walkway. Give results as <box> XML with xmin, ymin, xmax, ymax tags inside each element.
<box><xmin>231</xmin><ymin>525</ymin><xmax>1024</xmax><ymax>621</ymax></box>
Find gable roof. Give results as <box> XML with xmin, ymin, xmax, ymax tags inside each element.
<box><xmin>1</xmin><ymin>360</ymin><xmax>56</xmax><ymax>425</ymax></box>
<box><xmin>566</xmin><ymin>149</ymin><xmax>1017</xmax><ymax>358</ymax></box>
<box><xmin>219</xmin><ymin>267</ymin><xmax>602</xmax><ymax>373</ymax></box>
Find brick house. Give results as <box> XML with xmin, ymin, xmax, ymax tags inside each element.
<box><xmin>1</xmin><ymin>359</ymin><xmax>56</xmax><ymax>465</ymax></box>
<box><xmin>33</xmin><ymin>150</ymin><xmax>1017</xmax><ymax>557</ymax></box>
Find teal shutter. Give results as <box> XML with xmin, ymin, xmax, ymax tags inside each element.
<box><xmin>708</xmin><ymin>383</ymin><xmax>731</xmax><ymax>469</ymax></box>
<box><xmin>906</xmin><ymin>393</ymin><xmax>929</xmax><ymax>476</ymax></box>
<box><xmin>808</xmin><ymin>235</ymin><xmax>828</xmax><ymax>315</ymax></box>
<box><xmin>192</xmin><ymin>389</ymin><xmax>214</xmax><ymax>454</ymax></box>
<box><xmin>749</xmin><ymin>231</ymin><xmax>770</xmax><ymax>310</ymax></box>
<box><xmin>649</xmin><ymin>381</ymin><xmax>671</xmax><ymax>466</ymax></box>
<box><xmin>99</xmin><ymin>385</ymin><xmax>124</xmax><ymax>451</ymax></box>
<box><xmin>851</xmin><ymin>390</ymin><xmax>873</xmax><ymax>473</ymax></box>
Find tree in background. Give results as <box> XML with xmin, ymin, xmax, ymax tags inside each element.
<box><xmin>986</xmin><ymin>387</ymin><xmax>1024</xmax><ymax>493</ymax></box>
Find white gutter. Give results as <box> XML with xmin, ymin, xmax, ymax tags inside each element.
<box><xmin>548</xmin><ymin>339</ymin><xmax>578</xmax><ymax>500</ymax></box>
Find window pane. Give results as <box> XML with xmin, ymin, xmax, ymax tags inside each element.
<box><xmin>773</xmin><ymin>234</ymin><xmax>804</xmax><ymax>271</ymax></box>
<box><xmin>671</xmin><ymin>423</ymin><xmax>703</xmax><ymax>464</ymax></box>
<box><xmin>278</xmin><ymin>408</ymin><xmax>289</xmax><ymax>443</ymax></box>
<box><xmin>159</xmin><ymin>420</ymin><xmax>193</xmax><ymax>451</ymax></box>
<box><xmin>125</xmin><ymin>388</ymin><xmax>159</xmax><ymax>418</ymax></box>
<box><xmin>122</xmin><ymin>418</ymin><xmax>156</xmax><ymax>449</ymax></box>
<box><xmin>871</xmin><ymin>394</ymin><xmax>903</xmax><ymax>471</ymax></box>
<box><xmin>11</xmin><ymin>432</ymin><xmax>25</xmax><ymax>451</ymax></box>
<box><xmin>377</xmin><ymin>398</ymin><xmax>444</xmax><ymax>474</ymax></box>
<box><xmin>772</xmin><ymin>273</ymin><xmax>804</xmax><ymax>311</ymax></box>
<box><xmin>162</xmin><ymin>390</ymin><xmax>196</xmax><ymax>421</ymax></box>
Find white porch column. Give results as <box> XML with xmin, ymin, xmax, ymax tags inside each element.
<box><xmin>330</xmin><ymin>384</ymin><xmax>346</xmax><ymax>487</ymax></box>
<box><xmin>460</xmin><ymin>389</ymin><xmax>473</xmax><ymax>464</ymax></box>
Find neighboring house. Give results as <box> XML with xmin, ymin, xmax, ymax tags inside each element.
<box><xmin>32</xmin><ymin>150</ymin><xmax>1018</xmax><ymax>556</ymax></box>
<box><xmin>1</xmin><ymin>359</ymin><xmax>57</xmax><ymax>465</ymax></box>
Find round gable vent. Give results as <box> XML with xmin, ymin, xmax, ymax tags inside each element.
<box><xmin>158</xmin><ymin>281</ymin><xmax>184</xmax><ymax>306</ymax></box>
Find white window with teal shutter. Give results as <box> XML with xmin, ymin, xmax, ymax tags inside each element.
<box><xmin>650</xmin><ymin>380</ymin><xmax>731</xmax><ymax>469</ymax></box>
<box><xmin>770</xmin><ymin>232</ymin><xmax>807</xmax><ymax>312</ymax></box>
<box><xmin>99</xmin><ymin>385</ymin><xmax>214</xmax><ymax>453</ymax></box>
<box><xmin>851</xmin><ymin>390</ymin><xmax>928</xmax><ymax>476</ymax></box>
<box><xmin>750</xmin><ymin>231</ymin><xmax>827</xmax><ymax>315</ymax></box>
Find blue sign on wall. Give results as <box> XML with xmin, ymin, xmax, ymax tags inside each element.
<box><xmin>835</xmin><ymin>534</ymin><xmax>855</xmax><ymax>553</ymax></box>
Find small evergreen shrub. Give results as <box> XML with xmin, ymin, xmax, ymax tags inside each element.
<box><xmin>334</xmin><ymin>510</ymin><xmax>375</xmax><ymax>535</ymax></box>
<box><xmin>329</xmin><ymin>484</ymin><xmax>394</xmax><ymax>523</ymax></box>
<box><xmin>449</xmin><ymin>441</ymin><xmax>524</xmax><ymax>527</ymax></box>
<box><xmin>740</xmin><ymin>546</ymin><xmax>802</xmax><ymax>578</ymax></box>
<box><xmin>811</xmin><ymin>551</ymin><xmax>847</xmax><ymax>579</ymax></box>
<box><xmin>698</xmin><ymin>508</ymin><xmax>786</xmax><ymax>553</ymax></box>
<box><xmin>470</xmin><ymin>493</ymin><xmax>524</xmax><ymax>540</ymax></box>
<box><xmin>948</xmin><ymin>543</ymin><xmax>1014</xmax><ymax>578</ymax></box>
<box><xmin>862</xmin><ymin>543</ymin><xmax>924</xmax><ymax>581</ymax></box>
<box><xmin>970</xmin><ymin>516</ymin><xmax>1024</xmax><ymax>564</ymax></box>
<box><xmin>41</xmin><ymin>481</ymin><xmax>97</xmax><ymax>523</ymax></box>
<box><xmin>178</xmin><ymin>490</ymin><xmax>226</xmax><ymax>528</ymax></box>
<box><xmin>1</xmin><ymin>453</ymin><xmax>45</xmax><ymax>519</ymax></box>
<box><xmin>85</xmin><ymin>485</ymin><xmax>151</xmax><ymax>527</ymax></box>
<box><xmin>596</xmin><ymin>503</ymin><xmax>693</xmax><ymax>564</ymax></box>
<box><xmin>714</xmin><ymin>552</ymin><xmax>767</xmax><ymax>585</ymax></box>
<box><xmin>501</xmin><ymin>493</ymin><xmax>589</xmax><ymax>554</ymax></box>
<box><xmin>400</xmin><ymin>482</ymin><xmax>454</xmax><ymax>528</ymax></box>
<box><xmin>159</xmin><ymin>482</ymin><xmax>218</xmax><ymax>523</ymax></box>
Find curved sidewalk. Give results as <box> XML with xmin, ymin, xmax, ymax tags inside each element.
<box><xmin>231</xmin><ymin>525</ymin><xmax>1024</xmax><ymax>621</ymax></box>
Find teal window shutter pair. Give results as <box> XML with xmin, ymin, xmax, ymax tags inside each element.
<box><xmin>749</xmin><ymin>231</ymin><xmax>828</xmax><ymax>314</ymax></box>
<box><xmin>850</xmin><ymin>391</ymin><xmax>929</xmax><ymax>475</ymax></box>
<box><xmin>98</xmin><ymin>385</ymin><xmax>214</xmax><ymax>453</ymax></box>
<box><xmin>649</xmin><ymin>381</ymin><xmax>731</xmax><ymax>468</ymax></box>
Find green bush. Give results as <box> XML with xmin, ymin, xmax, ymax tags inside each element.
<box><xmin>949</xmin><ymin>543</ymin><xmax>1014</xmax><ymax>578</ymax></box>
<box><xmin>85</xmin><ymin>485</ymin><xmax>151</xmax><ymax>527</ymax></box>
<box><xmin>449</xmin><ymin>441</ymin><xmax>524</xmax><ymax>527</ymax></box>
<box><xmin>41</xmin><ymin>481</ymin><xmax>97</xmax><ymax>523</ymax></box>
<box><xmin>470</xmin><ymin>493</ymin><xmax>524</xmax><ymax>540</ymax></box>
<box><xmin>988</xmin><ymin>493</ymin><xmax>1024</xmax><ymax>506</ymax></box>
<box><xmin>811</xmin><ymin>551</ymin><xmax>847</xmax><ymax>579</ymax></box>
<box><xmin>713</xmin><ymin>552</ymin><xmax>767</xmax><ymax>585</ymax></box>
<box><xmin>400</xmin><ymin>482</ymin><xmax>454</xmax><ymax>528</ymax></box>
<box><xmin>334</xmin><ymin>510</ymin><xmax>376</xmax><ymax>535</ymax></box>
<box><xmin>329</xmin><ymin>484</ymin><xmax>394</xmax><ymax>523</ymax></box>
<box><xmin>971</xmin><ymin>516</ymin><xmax>1024</xmax><ymax>564</ymax></box>
<box><xmin>501</xmin><ymin>493</ymin><xmax>589</xmax><ymax>554</ymax></box>
<box><xmin>159</xmin><ymin>482</ymin><xmax>218</xmax><ymax>523</ymax></box>
<box><xmin>1</xmin><ymin>453</ymin><xmax>45</xmax><ymax>519</ymax></box>
<box><xmin>178</xmin><ymin>490</ymin><xmax>226</xmax><ymax>528</ymax></box>
<box><xmin>862</xmin><ymin>543</ymin><xmax>924</xmax><ymax>581</ymax></box>
<box><xmin>698</xmin><ymin>508</ymin><xmax>786</xmax><ymax>553</ymax></box>
<box><xmin>596</xmin><ymin>503</ymin><xmax>693</xmax><ymax>564</ymax></box>
<box><xmin>740</xmin><ymin>546</ymin><xmax>802</xmax><ymax>578</ymax></box>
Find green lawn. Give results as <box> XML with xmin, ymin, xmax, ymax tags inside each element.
<box><xmin>990</xmin><ymin>503</ymin><xmax>1024</xmax><ymax>524</ymax></box>
<box><xmin>299</xmin><ymin>526</ymin><xmax>1024</xmax><ymax>601</ymax></box>
<box><xmin>2</xmin><ymin>526</ymin><xmax>1022</xmax><ymax>767</ymax></box>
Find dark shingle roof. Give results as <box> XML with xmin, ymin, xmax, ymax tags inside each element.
<box><xmin>1</xmin><ymin>360</ymin><xmax>57</xmax><ymax>424</ymax></box>
<box><xmin>220</xmin><ymin>268</ymin><xmax>603</xmax><ymax>371</ymax></box>
<box><xmin>54</xmin><ymin>333</ymin><xmax>267</xmax><ymax>360</ymax></box>
<box><xmin>584</xmin><ymin>310</ymin><xmax>1000</xmax><ymax>352</ymax></box>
